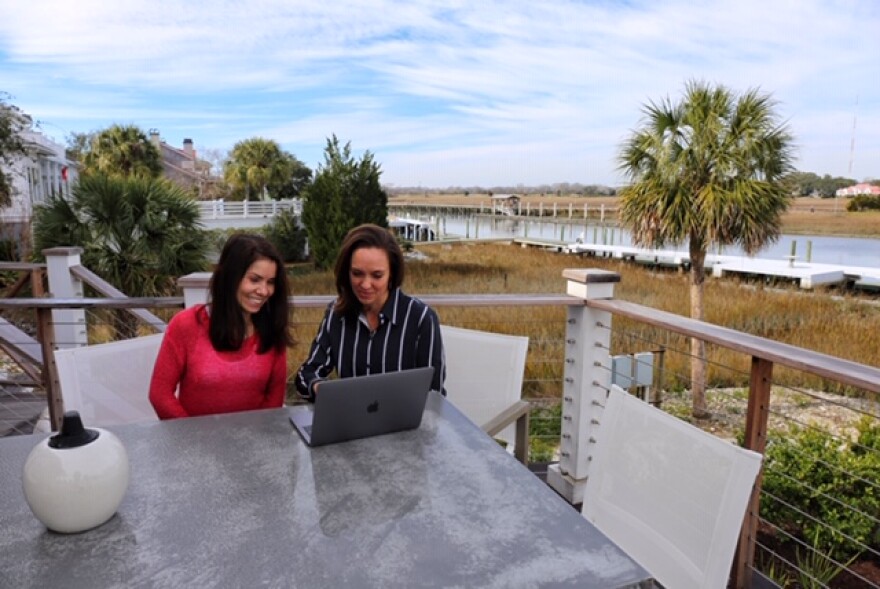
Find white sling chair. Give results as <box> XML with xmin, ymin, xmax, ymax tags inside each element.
<box><xmin>440</xmin><ymin>325</ymin><xmax>531</xmax><ymax>464</ymax></box>
<box><xmin>582</xmin><ymin>385</ymin><xmax>762</xmax><ymax>589</ymax></box>
<box><xmin>54</xmin><ymin>334</ymin><xmax>163</xmax><ymax>427</ymax></box>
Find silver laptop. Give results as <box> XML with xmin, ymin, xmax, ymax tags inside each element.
<box><xmin>289</xmin><ymin>366</ymin><xmax>434</xmax><ymax>447</ymax></box>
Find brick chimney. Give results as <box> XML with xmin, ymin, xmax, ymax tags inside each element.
<box><xmin>183</xmin><ymin>138</ymin><xmax>194</xmax><ymax>158</ymax></box>
<box><xmin>149</xmin><ymin>129</ymin><xmax>161</xmax><ymax>150</ymax></box>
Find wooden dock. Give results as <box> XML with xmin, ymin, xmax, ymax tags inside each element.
<box><xmin>563</xmin><ymin>242</ymin><xmax>880</xmax><ymax>290</ymax></box>
<box><xmin>513</xmin><ymin>237</ymin><xmax>568</xmax><ymax>252</ymax></box>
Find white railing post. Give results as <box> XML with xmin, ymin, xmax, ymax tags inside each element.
<box><xmin>547</xmin><ymin>268</ymin><xmax>619</xmax><ymax>505</ymax></box>
<box><xmin>43</xmin><ymin>247</ymin><xmax>88</xmax><ymax>350</ymax></box>
<box><xmin>177</xmin><ymin>272</ymin><xmax>212</xmax><ymax>308</ymax></box>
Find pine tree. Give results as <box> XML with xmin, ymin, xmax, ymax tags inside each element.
<box><xmin>301</xmin><ymin>135</ymin><xmax>388</xmax><ymax>269</ymax></box>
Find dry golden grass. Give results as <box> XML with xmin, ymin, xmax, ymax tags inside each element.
<box><xmin>289</xmin><ymin>242</ymin><xmax>880</xmax><ymax>399</ymax></box>
<box><xmin>782</xmin><ymin>206</ymin><xmax>880</xmax><ymax>237</ymax></box>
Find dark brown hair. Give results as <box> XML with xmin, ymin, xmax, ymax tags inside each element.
<box><xmin>208</xmin><ymin>233</ymin><xmax>292</xmax><ymax>352</ymax></box>
<box><xmin>333</xmin><ymin>224</ymin><xmax>404</xmax><ymax>316</ymax></box>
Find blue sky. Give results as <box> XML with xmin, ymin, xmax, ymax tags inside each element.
<box><xmin>1</xmin><ymin>0</ymin><xmax>878</xmax><ymax>188</ymax></box>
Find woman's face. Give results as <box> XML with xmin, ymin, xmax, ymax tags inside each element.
<box><xmin>237</xmin><ymin>257</ymin><xmax>277</xmax><ymax>318</ymax></box>
<box><xmin>349</xmin><ymin>247</ymin><xmax>390</xmax><ymax>311</ymax></box>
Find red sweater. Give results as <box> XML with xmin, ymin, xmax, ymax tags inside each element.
<box><xmin>149</xmin><ymin>305</ymin><xmax>287</xmax><ymax>419</ymax></box>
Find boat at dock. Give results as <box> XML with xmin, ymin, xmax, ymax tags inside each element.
<box><xmin>388</xmin><ymin>217</ymin><xmax>437</xmax><ymax>242</ymax></box>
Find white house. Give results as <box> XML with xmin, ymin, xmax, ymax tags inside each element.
<box><xmin>0</xmin><ymin>110</ymin><xmax>76</xmax><ymax>257</ymax></box>
<box><xmin>835</xmin><ymin>182</ymin><xmax>880</xmax><ymax>197</ymax></box>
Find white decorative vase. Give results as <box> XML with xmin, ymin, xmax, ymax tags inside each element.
<box><xmin>22</xmin><ymin>411</ymin><xmax>130</xmax><ymax>534</ymax></box>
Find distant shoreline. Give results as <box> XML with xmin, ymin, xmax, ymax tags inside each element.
<box><xmin>387</xmin><ymin>193</ymin><xmax>880</xmax><ymax>239</ymax></box>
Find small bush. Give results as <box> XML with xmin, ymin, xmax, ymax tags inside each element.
<box><xmin>761</xmin><ymin>417</ymin><xmax>880</xmax><ymax>560</ymax></box>
<box><xmin>529</xmin><ymin>402</ymin><xmax>561</xmax><ymax>463</ymax></box>
<box><xmin>846</xmin><ymin>195</ymin><xmax>880</xmax><ymax>212</ymax></box>
<box><xmin>264</xmin><ymin>208</ymin><xmax>308</xmax><ymax>263</ymax></box>
<box><xmin>0</xmin><ymin>238</ymin><xmax>16</xmax><ymax>261</ymax></box>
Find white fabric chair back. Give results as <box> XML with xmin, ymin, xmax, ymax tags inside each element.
<box><xmin>582</xmin><ymin>385</ymin><xmax>762</xmax><ymax>589</ymax></box>
<box><xmin>55</xmin><ymin>334</ymin><xmax>163</xmax><ymax>426</ymax></box>
<box><xmin>440</xmin><ymin>325</ymin><xmax>529</xmax><ymax>449</ymax></box>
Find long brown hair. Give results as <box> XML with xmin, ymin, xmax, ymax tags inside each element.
<box><xmin>333</xmin><ymin>224</ymin><xmax>404</xmax><ymax>317</ymax></box>
<box><xmin>208</xmin><ymin>233</ymin><xmax>292</xmax><ymax>352</ymax></box>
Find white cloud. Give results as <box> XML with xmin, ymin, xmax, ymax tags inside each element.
<box><xmin>1</xmin><ymin>0</ymin><xmax>878</xmax><ymax>185</ymax></box>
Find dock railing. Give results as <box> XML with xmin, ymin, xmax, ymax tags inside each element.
<box><xmin>1</xmin><ymin>260</ymin><xmax>879</xmax><ymax>588</ymax></box>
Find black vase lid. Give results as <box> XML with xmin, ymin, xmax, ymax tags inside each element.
<box><xmin>48</xmin><ymin>411</ymin><xmax>100</xmax><ymax>449</ymax></box>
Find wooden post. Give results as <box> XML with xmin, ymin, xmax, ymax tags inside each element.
<box><xmin>731</xmin><ymin>356</ymin><xmax>773</xmax><ymax>589</ymax></box>
<box><xmin>30</xmin><ymin>266</ymin><xmax>45</xmax><ymax>297</ymax></box>
<box><xmin>35</xmin><ymin>307</ymin><xmax>63</xmax><ymax>431</ymax></box>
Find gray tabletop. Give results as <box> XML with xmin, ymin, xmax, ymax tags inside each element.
<box><xmin>0</xmin><ymin>393</ymin><xmax>653</xmax><ymax>589</ymax></box>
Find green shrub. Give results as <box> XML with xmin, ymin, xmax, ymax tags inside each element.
<box><xmin>264</xmin><ymin>208</ymin><xmax>308</xmax><ymax>262</ymax></box>
<box><xmin>761</xmin><ymin>417</ymin><xmax>880</xmax><ymax>560</ymax></box>
<box><xmin>529</xmin><ymin>402</ymin><xmax>561</xmax><ymax>463</ymax></box>
<box><xmin>0</xmin><ymin>238</ymin><xmax>15</xmax><ymax>261</ymax></box>
<box><xmin>846</xmin><ymin>195</ymin><xmax>880</xmax><ymax>212</ymax></box>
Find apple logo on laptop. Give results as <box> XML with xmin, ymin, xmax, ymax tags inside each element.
<box><xmin>367</xmin><ymin>401</ymin><xmax>379</xmax><ymax>413</ymax></box>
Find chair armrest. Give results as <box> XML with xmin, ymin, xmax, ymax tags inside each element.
<box><xmin>481</xmin><ymin>400</ymin><xmax>530</xmax><ymax>436</ymax></box>
<box><xmin>481</xmin><ymin>400</ymin><xmax>531</xmax><ymax>465</ymax></box>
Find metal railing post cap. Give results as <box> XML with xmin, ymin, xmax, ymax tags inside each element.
<box><xmin>562</xmin><ymin>268</ymin><xmax>621</xmax><ymax>284</ymax></box>
<box><xmin>563</xmin><ymin>269</ymin><xmax>620</xmax><ymax>300</ymax></box>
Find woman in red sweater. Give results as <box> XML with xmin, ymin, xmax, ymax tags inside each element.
<box><xmin>149</xmin><ymin>234</ymin><xmax>293</xmax><ymax>419</ymax></box>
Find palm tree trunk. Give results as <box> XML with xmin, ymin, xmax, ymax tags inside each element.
<box><xmin>689</xmin><ymin>242</ymin><xmax>710</xmax><ymax>418</ymax></box>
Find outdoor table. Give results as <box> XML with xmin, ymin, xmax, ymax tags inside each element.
<box><xmin>0</xmin><ymin>392</ymin><xmax>654</xmax><ymax>588</ymax></box>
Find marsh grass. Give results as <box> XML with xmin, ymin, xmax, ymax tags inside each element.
<box><xmin>782</xmin><ymin>208</ymin><xmax>880</xmax><ymax>237</ymax></box>
<box><xmin>288</xmin><ymin>241</ymin><xmax>880</xmax><ymax>401</ymax></box>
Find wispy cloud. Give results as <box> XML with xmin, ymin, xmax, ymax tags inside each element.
<box><xmin>1</xmin><ymin>0</ymin><xmax>877</xmax><ymax>186</ymax></box>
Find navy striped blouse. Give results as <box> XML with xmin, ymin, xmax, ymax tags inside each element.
<box><xmin>295</xmin><ymin>288</ymin><xmax>446</xmax><ymax>399</ymax></box>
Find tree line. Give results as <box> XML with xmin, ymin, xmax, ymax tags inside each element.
<box><xmin>46</xmin><ymin>126</ymin><xmax>387</xmax><ymax>271</ymax></box>
<box><xmin>783</xmin><ymin>171</ymin><xmax>879</xmax><ymax>198</ymax></box>
<box><xmin>1</xmin><ymin>95</ymin><xmax>390</xmax><ymax>311</ymax></box>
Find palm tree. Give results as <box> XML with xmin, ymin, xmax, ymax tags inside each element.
<box><xmin>32</xmin><ymin>174</ymin><xmax>210</xmax><ymax>338</ymax></box>
<box><xmin>617</xmin><ymin>80</ymin><xmax>794</xmax><ymax>417</ymax></box>
<box><xmin>223</xmin><ymin>138</ymin><xmax>304</xmax><ymax>201</ymax></box>
<box><xmin>81</xmin><ymin>124</ymin><xmax>163</xmax><ymax>179</ymax></box>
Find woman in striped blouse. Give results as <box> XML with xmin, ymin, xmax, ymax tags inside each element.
<box><xmin>295</xmin><ymin>223</ymin><xmax>445</xmax><ymax>400</ymax></box>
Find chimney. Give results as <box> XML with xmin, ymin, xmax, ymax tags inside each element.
<box><xmin>183</xmin><ymin>138</ymin><xmax>194</xmax><ymax>158</ymax></box>
<box><xmin>149</xmin><ymin>128</ymin><xmax>161</xmax><ymax>150</ymax></box>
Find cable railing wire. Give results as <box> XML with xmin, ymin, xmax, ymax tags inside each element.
<box><xmin>764</xmin><ymin>472</ymin><xmax>880</xmax><ymax>553</ymax></box>
<box><xmin>760</xmin><ymin>493</ymin><xmax>879</xmax><ymax>563</ymax></box>
<box><xmin>757</xmin><ymin>519</ymin><xmax>879</xmax><ymax>588</ymax></box>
